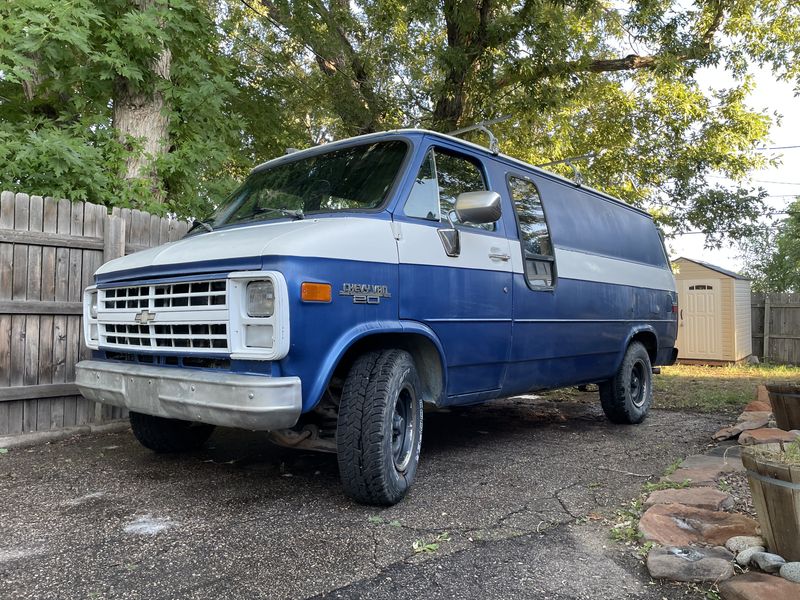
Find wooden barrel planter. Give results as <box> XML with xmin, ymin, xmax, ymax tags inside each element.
<box><xmin>766</xmin><ymin>384</ymin><xmax>800</xmax><ymax>431</ymax></box>
<box><xmin>742</xmin><ymin>443</ymin><xmax>800</xmax><ymax>561</ymax></box>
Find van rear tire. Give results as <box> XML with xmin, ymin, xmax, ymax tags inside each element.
<box><xmin>336</xmin><ymin>349</ymin><xmax>423</xmax><ymax>506</ymax></box>
<box><xmin>599</xmin><ymin>341</ymin><xmax>653</xmax><ymax>424</ymax></box>
<box><xmin>129</xmin><ymin>411</ymin><xmax>215</xmax><ymax>453</ymax></box>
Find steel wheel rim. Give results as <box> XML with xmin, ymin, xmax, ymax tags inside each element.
<box><xmin>392</xmin><ymin>386</ymin><xmax>415</xmax><ymax>472</ymax></box>
<box><xmin>630</xmin><ymin>360</ymin><xmax>647</xmax><ymax>408</ymax></box>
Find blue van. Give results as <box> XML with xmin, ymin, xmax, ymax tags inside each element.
<box><xmin>76</xmin><ymin>130</ymin><xmax>678</xmax><ymax>505</ymax></box>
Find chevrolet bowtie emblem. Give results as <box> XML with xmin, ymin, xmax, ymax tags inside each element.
<box><xmin>134</xmin><ymin>309</ymin><xmax>156</xmax><ymax>324</ymax></box>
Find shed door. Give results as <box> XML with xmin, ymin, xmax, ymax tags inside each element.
<box><xmin>678</xmin><ymin>279</ymin><xmax>722</xmax><ymax>359</ymax></box>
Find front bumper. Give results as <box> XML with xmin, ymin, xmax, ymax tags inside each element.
<box><xmin>75</xmin><ymin>360</ymin><xmax>302</xmax><ymax>430</ymax></box>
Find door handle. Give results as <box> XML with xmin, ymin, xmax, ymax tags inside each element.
<box><xmin>489</xmin><ymin>251</ymin><xmax>511</xmax><ymax>261</ymax></box>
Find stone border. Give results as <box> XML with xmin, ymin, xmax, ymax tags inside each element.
<box><xmin>636</xmin><ymin>385</ymin><xmax>800</xmax><ymax>598</ymax></box>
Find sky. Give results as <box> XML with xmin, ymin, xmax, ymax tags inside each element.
<box><xmin>666</xmin><ymin>67</ymin><xmax>800</xmax><ymax>272</ymax></box>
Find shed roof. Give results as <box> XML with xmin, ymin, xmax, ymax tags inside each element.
<box><xmin>675</xmin><ymin>257</ymin><xmax>750</xmax><ymax>280</ymax></box>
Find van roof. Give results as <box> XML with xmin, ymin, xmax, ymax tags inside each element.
<box><xmin>252</xmin><ymin>128</ymin><xmax>652</xmax><ymax>219</ymax></box>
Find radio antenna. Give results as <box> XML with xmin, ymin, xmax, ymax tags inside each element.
<box><xmin>448</xmin><ymin>115</ymin><xmax>512</xmax><ymax>155</ymax></box>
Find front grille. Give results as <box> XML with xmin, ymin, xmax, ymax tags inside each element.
<box><xmin>97</xmin><ymin>279</ymin><xmax>229</xmax><ymax>353</ymax></box>
<box><xmin>103</xmin><ymin>280</ymin><xmax>226</xmax><ymax>310</ymax></box>
<box><xmin>103</xmin><ymin>323</ymin><xmax>228</xmax><ymax>349</ymax></box>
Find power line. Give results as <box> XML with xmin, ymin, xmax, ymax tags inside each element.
<box><xmin>707</xmin><ymin>174</ymin><xmax>800</xmax><ymax>186</ymax></box>
<box><xmin>756</xmin><ymin>145</ymin><xmax>800</xmax><ymax>151</ymax></box>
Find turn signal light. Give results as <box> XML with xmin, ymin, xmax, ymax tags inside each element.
<box><xmin>301</xmin><ymin>282</ymin><xmax>332</xmax><ymax>303</ymax></box>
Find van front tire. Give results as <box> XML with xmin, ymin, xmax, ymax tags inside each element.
<box><xmin>337</xmin><ymin>349</ymin><xmax>423</xmax><ymax>506</ymax></box>
<box><xmin>599</xmin><ymin>341</ymin><xmax>653</xmax><ymax>424</ymax></box>
<box><xmin>129</xmin><ymin>411</ymin><xmax>215</xmax><ymax>453</ymax></box>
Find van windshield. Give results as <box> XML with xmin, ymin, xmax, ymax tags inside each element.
<box><xmin>210</xmin><ymin>141</ymin><xmax>407</xmax><ymax>227</ymax></box>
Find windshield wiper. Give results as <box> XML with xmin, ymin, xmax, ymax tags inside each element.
<box><xmin>254</xmin><ymin>207</ymin><xmax>305</xmax><ymax>220</ymax></box>
<box><xmin>186</xmin><ymin>218</ymin><xmax>214</xmax><ymax>236</ymax></box>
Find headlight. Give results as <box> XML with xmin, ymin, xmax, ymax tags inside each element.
<box><xmin>246</xmin><ymin>280</ymin><xmax>275</xmax><ymax>317</ymax></box>
<box><xmin>89</xmin><ymin>291</ymin><xmax>98</xmax><ymax>318</ymax></box>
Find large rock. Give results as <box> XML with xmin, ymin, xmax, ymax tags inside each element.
<box><xmin>756</xmin><ymin>384</ymin><xmax>771</xmax><ymax>406</ymax></box>
<box><xmin>743</xmin><ymin>401</ymin><xmax>772</xmax><ymax>413</ymax></box>
<box><xmin>646</xmin><ymin>546</ymin><xmax>734</xmax><ymax>583</ymax></box>
<box><xmin>736</xmin><ymin>546</ymin><xmax>766</xmax><ymax>567</ymax></box>
<box><xmin>738</xmin><ymin>428</ymin><xmax>799</xmax><ymax>446</ymax></box>
<box><xmin>726</xmin><ymin>536</ymin><xmax>766</xmax><ymax>554</ymax></box>
<box><xmin>719</xmin><ymin>572</ymin><xmax>800</xmax><ymax>600</ymax></box>
<box><xmin>681</xmin><ymin>454</ymin><xmax>744</xmax><ymax>473</ymax></box>
<box><xmin>713</xmin><ymin>414</ymin><xmax>772</xmax><ymax>441</ymax></box>
<box><xmin>644</xmin><ymin>487</ymin><xmax>734</xmax><ymax>511</ymax></box>
<box><xmin>638</xmin><ymin>503</ymin><xmax>759</xmax><ymax>546</ymax></box>
<box><xmin>662</xmin><ymin>463</ymin><xmax>736</xmax><ymax>487</ymax></box>
<box><xmin>780</xmin><ymin>562</ymin><xmax>800</xmax><ymax>584</ymax></box>
<box><xmin>750</xmin><ymin>551</ymin><xmax>786</xmax><ymax>574</ymax></box>
<box><xmin>737</xmin><ymin>411</ymin><xmax>773</xmax><ymax>423</ymax></box>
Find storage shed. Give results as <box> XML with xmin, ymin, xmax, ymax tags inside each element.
<box><xmin>673</xmin><ymin>257</ymin><xmax>752</xmax><ymax>363</ymax></box>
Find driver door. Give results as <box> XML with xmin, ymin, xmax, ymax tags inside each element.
<box><xmin>395</xmin><ymin>145</ymin><xmax>513</xmax><ymax>399</ymax></box>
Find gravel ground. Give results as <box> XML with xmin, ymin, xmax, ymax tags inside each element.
<box><xmin>0</xmin><ymin>394</ymin><xmax>728</xmax><ymax>600</ymax></box>
<box><xmin>723</xmin><ymin>471</ymin><xmax>757</xmax><ymax>518</ymax></box>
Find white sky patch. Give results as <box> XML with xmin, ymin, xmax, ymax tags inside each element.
<box><xmin>123</xmin><ymin>515</ymin><xmax>175</xmax><ymax>535</ymax></box>
<box><xmin>669</xmin><ymin>65</ymin><xmax>800</xmax><ymax>272</ymax></box>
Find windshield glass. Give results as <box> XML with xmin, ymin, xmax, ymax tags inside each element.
<box><xmin>211</xmin><ymin>141</ymin><xmax>407</xmax><ymax>227</ymax></box>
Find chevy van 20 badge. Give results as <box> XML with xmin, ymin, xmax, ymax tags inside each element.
<box><xmin>75</xmin><ymin>129</ymin><xmax>679</xmax><ymax>506</ymax></box>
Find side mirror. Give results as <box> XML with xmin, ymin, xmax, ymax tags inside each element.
<box><xmin>438</xmin><ymin>210</ymin><xmax>460</xmax><ymax>257</ymax></box>
<box><xmin>455</xmin><ymin>191</ymin><xmax>502</xmax><ymax>225</ymax></box>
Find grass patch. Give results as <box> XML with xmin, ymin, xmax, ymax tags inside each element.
<box><xmin>653</xmin><ymin>363</ymin><xmax>800</xmax><ymax>414</ymax></box>
<box><xmin>610</xmin><ymin>499</ymin><xmax>644</xmax><ymax>544</ymax></box>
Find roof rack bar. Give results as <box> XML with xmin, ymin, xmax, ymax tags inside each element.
<box><xmin>448</xmin><ymin>115</ymin><xmax>512</xmax><ymax>155</ymax></box>
<box><xmin>536</xmin><ymin>153</ymin><xmax>595</xmax><ymax>186</ymax></box>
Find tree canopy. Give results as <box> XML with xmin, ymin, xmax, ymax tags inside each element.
<box><xmin>740</xmin><ymin>198</ymin><xmax>800</xmax><ymax>292</ymax></box>
<box><xmin>2</xmin><ymin>0</ymin><xmax>799</xmax><ymax>241</ymax></box>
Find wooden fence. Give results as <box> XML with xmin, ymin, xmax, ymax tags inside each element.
<box><xmin>752</xmin><ymin>292</ymin><xmax>800</xmax><ymax>365</ymax></box>
<box><xmin>0</xmin><ymin>191</ymin><xmax>189</xmax><ymax>435</ymax></box>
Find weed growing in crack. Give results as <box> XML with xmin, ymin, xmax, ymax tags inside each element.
<box><xmin>636</xmin><ymin>541</ymin><xmax>656</xmax><ymax>558</ymax></box>
<box><xmin>663</xmin><ymin>458</ymin><xmax>683</xmax><ymax>476</ymax></box>
<box><xmin>610</xmin><ymin>499</ymin><xmax>644</xmax><ymax>545</ymax></box>
<box><xmin>412</xmin><ymin>532</ymin><xmax>451</xmax><ymax>554</ymax></box>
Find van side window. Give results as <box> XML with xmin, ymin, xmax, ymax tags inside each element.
<box><xmin>404</xmin><ymin>148</ymin><xmax>495</xmax><ymax>231</ymax></box>
<box><xmin>508</xmin><ymin>176</ymin><xmax>554</xmax><ymax>287</ymax></box>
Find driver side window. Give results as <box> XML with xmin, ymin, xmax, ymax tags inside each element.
<box><xmin>404</xmin><ymin>148</ymin><xmax>494</xmax><ymax>230</ymax></box>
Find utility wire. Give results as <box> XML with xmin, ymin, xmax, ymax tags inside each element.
<box><xmin>707</xmin><ymin>174</ymin><xmax>800</xmax><ymax>186</ymax></box>
<box><xmin>756</xmin><ymin>145</ymin><xmax>800</xmax><ymax>151</ymax></box>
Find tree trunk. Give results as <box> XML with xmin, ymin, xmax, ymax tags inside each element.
<box><xmin>112</xmin><ymin>0</ymin><xmax>171</xmax><ymax>201</ymax></box>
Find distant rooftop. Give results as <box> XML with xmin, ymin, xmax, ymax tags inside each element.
<box><xmin>676</xmin><ymin>256</ymin><xmax>750</xmax><ymax>280</ymax></box>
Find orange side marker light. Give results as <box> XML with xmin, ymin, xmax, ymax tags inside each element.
<box><xmin>301</xmin><ymin>282</ymin><xmax>332</xmax><ymax>303</ymax></box>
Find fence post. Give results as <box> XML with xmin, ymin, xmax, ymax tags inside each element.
<box><xmin>104</xmin><ymin>213</ymin><xmax>125</xmax><ymax>263</ymax></box>
<box><xmin>763</xmin><ymin>294</ymin><xmax>771</xmax><ymax>362</ymax></box>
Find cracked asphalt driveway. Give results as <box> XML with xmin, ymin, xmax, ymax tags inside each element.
<box><xmin>0</xmin><ymin>394</ymin><xmax>726</xmax><ymax>599</ymax></box>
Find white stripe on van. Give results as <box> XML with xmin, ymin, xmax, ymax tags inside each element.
<box><xmin>555</xmin><ymin>247</ymin><xmax>676</xmax><ymax>291</ymax></box>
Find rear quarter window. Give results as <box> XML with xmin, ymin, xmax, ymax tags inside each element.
<box><xmin>530</xmin><ymin>179</ymin><xmax>668</xmax><ymax>268</ymax></box>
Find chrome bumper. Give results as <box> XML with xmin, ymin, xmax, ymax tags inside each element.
<box><xmin>75</xmin><ymin>360</ymin><xmax>302</xmax><ymax>430</ymax></box>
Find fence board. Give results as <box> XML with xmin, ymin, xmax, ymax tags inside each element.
<box><xmin>752</xmin><ymin>292</ymin><xmax>800</xmax><ymax>365</ymax></box>
<box><xmin>0</xmin><ymin>191</ymin><xmax>190</xmax><ymax>435</ymax></box>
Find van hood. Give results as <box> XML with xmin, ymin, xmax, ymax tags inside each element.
<box><xmin>95</xmin><ymin>217</ymin><xmax>399</xmax><ymax>278</ymax></box>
